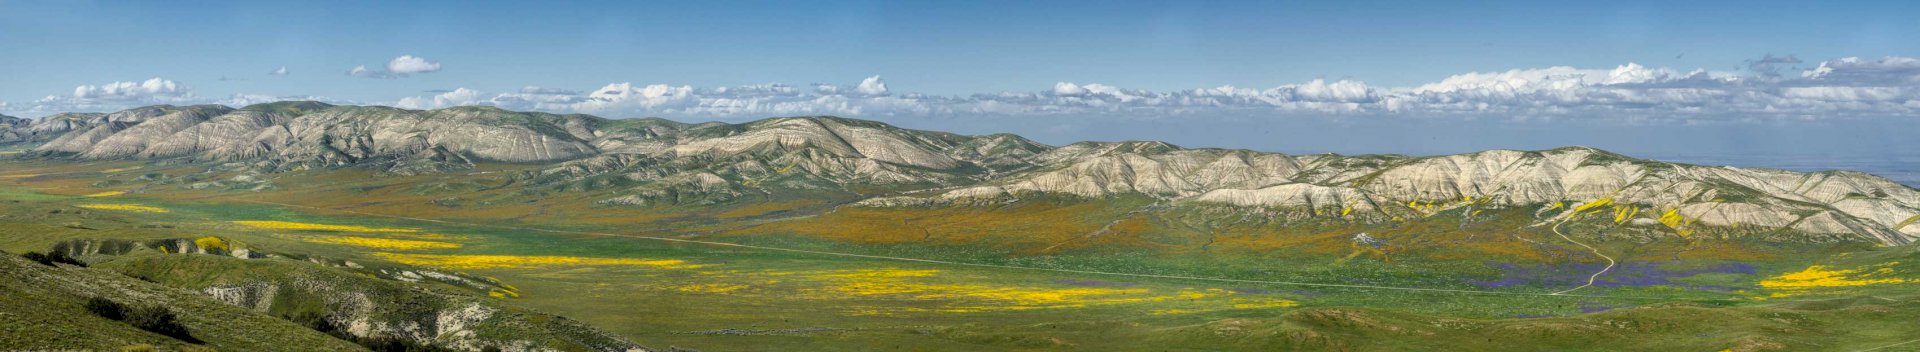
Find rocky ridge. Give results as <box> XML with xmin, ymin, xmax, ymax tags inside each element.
<box><xmin>10</xmin><ymin>103</ymin><xmax>1919</xmax><ymax>245</ymax></box>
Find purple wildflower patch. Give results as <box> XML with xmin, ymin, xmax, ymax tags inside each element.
<box><xmin>1577</xmin><ymin>302</ymin><xmax>1621</xmax><ymax>313</ymax></box>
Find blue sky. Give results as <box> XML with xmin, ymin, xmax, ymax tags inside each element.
<box><xmin>1</xmin><ymin>0</ymin><xmax>1917</xmax><ymax>158</ymax></box>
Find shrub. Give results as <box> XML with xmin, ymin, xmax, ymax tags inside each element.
<box><xmin>48</xmin><ymin>251</ymin><xmax>86</xmax><ymax>267</ymax></box>
<box><xmin>284</xmin><ymin>310</ymin><xmax>342</xmax><ymax>336</ymax></box>
<box><xmin>21</xmin><ymin>252</ymin><xmax>53</xmax><ymax>266</ymax></box>
<box><xmin>86</xmin><ymin>296</ymin><xmax>128</xmax><ymax>320</ymax></box>
<box><xmin>356</xmin><ymin>336</ymin><xmax>455</xmax><ymax>352</ymax></box>
<box><xmin>124</xmin><ymin>305</ymin><xmax>200</xmax><ymax>344</ymax></box>
<box><xmin>20</xmin><ymin>251</ymin><xmax>86</xmax><ymax>267</ymax></box>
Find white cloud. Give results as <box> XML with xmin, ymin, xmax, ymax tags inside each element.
<box><xmin>21</xmin><ymin>78</ymin><xmax>205</xmax><ymax>114</ymax></box>
<box><xmin>1053</xmin><ymin>82</ymin><xmax>1089</xmax><ymax>96</ymax></box>
<box><xmin>1803</xmin><ymin>56</ymin><xmax>1920</xmax><ymax>84</ymax></box>
<box><xmin>856</xmin><ymin>75</ymin><xmax>889</xmax><ymax>96</ymax></box>
<box><xmin>72</xmin><ymin>78</ymin><xmax>187</xmax><ymax>100</ymax></box>
<box><xmin>347</xmin><ymin>65</ymin><xmax>393</xmax><ymax>79</ymax></box>
<box><xmin>517</xmin><ymin>86</ymin><xmax>579</xmax><ymax>95</ymax></box>
<box><xmin>269</xmin><ymin>66</ymin><xmax>289</xmax><ymax>76</ymax></box>
<box><xmin>1</xmin><ymin>76</ymin><xmax>362</xmax><ymax>116</ymax></box>
<box><xmin>396</xmin><ymin>88</ymin><xmax>488</xmax><ymax>110</ymax></box>
<box><xmin>475</xmin><ymin>57</ymin><xmax>1917</xmax><ymax>122</ymax></box>
<box><xmin>16</xmin><ymin>56</ymin><xmax>1920</xmax><ymax>124</ymax></box>
<box><xmin>386</xmin><ymin>55</ymin><xmax>442</xmax><ymax>75</ymax></box>
<box><xmin>346</xmin><ymin>55</ymin><xmax>443</xmax><ymax>79</ymax></box>
<box><xmin>218</xmin><ymin>94</ymin><xmax>345</xmax><ymax>107</ymax></box>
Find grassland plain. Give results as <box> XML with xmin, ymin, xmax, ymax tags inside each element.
<box><xmin>3</xmin><ymin>159</ymin><xmax>1919</xmax><ymax>351</ymax></box>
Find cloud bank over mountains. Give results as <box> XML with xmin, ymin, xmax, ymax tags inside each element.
<box><xmin>11</xmin><ymin>56</ymin><xmax>1920</xmax><ymax>124</ymax></box>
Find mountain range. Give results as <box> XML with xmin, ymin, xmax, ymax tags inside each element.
<box><xmin>5</xmin><ymin>102</ymin><xmax>1917</xmax><ymax>246</ymax></box>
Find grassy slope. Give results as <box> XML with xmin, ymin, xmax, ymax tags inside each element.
<box><xmin>97</xmin><ymin>252</ymin><xmax>645</xmax><ymax>352</ymax></box>
<box><xmin>0</xmin><ymin>250</ymin><xmax>366</xmax><ymax>351</ymax></box>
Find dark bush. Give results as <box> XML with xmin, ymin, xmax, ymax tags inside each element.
<box><xmin>21</xmin><ymin>252</ymin><xmax>53</xmax><ymax>266</ymax></box>
<box><xmin>85</xmin><ymin>296</ymin><xmax>127</xmax><ymax>320</ymax></box>
<box><xmin>356</xmin><ymin>336</ymin><xmax>454</xmax><ymax>352</ymax></box>
<box><xmin>20</xmin><ymin>251</ymin><xmax>86</xmax><ymax>267</ymax></box>
<box><xmin>124</xmin><ymin>305</ymin><xmax>200</xmax><ymax>344</ymax></box>
<box><xmin>284</xmin><ymin>310</ymin><xmax>341</xmax><ymax>335</ymax></box>
<box><xmin>48</xmin><ymin>251</ymin><xmax>86</xmax><ymax>267</ymax></box>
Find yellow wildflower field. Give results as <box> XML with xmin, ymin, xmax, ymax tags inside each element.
<box><xmin>373</xmin><ymin>253</ymin><xmax>701</xmax><ymax>270</ymax></box>
<box><xmin>301</xmin><ymin>235</ymin><xmax>462</xmax><ymax>250</ymax></box>
<box><xmin>194</xmin><ymin>236</ymin><xmax>231</xmax><ymax>252</ymax></box>
<box><xmin>809</xmin><ymin>268</ymin><xmax>1297</xmax><ymax>314</ymax></box>
<box><xmin>76</xmin><ymin>204</ymin><xmax>168</xmax><ymax>213</ymax></box>
<box><xmin>83</xmin><ymin>191</ymin><xmax>126</xmax><ymax>197</ymax></box>
<box><xmin>232</xmin><ymin>220</ymin><xmax>420</xmax><ymax>233</ymax></box>
<box><xmin>1760</xmin><ymin>263</ymin><xmax>1910</xmax><ymax>297</ymax></box>
<box><xmin>676</xmin><ymin>284</ymin><xmax>751</xmax><ymax>293</ymax></box>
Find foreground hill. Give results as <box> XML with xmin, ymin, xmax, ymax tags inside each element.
<box><xmin>0</xmin><ymin>248</ymin><xmax>363</xmax><ymax>351</ymax></box>
<box><xmin>8</xmin><ymin>103</ymin><xmax>1918</xmax><ymax>246</ymax></box>
<box><xmin>1</xmin><ymin>237</ymin><xmax>650</xmax><ymax>352</ymax></box>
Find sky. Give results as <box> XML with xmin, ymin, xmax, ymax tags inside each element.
<box><xmin>1</xmin><ymin>0</ymin><xmax>1917</xmax><ymax>161</ymax></box>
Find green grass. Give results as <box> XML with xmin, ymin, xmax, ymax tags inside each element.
<box><xmin>0</xmin><ymin>249</ymin><xmax>364</xmax><ymax>351</ymax></box>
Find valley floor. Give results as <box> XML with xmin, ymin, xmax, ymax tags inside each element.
<box><xmin>3</xmin><ymin>159</ymin><xmax>1919</xmax><ymax>351</ymax></box>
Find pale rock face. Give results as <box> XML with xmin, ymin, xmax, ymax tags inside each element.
<box><xmin>20</xmin><ymin>113</ymin><xmax>102</xmax><ymax>142</ymax></box>
<box><xmin>433</xmin><ymin>303</ymin><xmax>497</xmax><ymax>349</ymax></box>
<box><xmin>1679</xmin><ymin>202</ymin><xmax>1797</xmax><ymax>228</ymax></box>
<box><xmin>1189</xmin><ymin>183</ymin><xmax>1388</xmax><ymax>214</ymax></box>
<box><xmin>951</xmin><ymin>143</ymin><xmax>1305</xmax><ymax>199</ymax></box>
<box><xmin>142</xmin><ymin>109</ymin><xmax>288</xmax><ymax>158</ymax></box>
<box><xmin>402</xmin><ymin>109</ymin><xmax>599</xmax><ymax>162</ymax></box>
<box><xmin>821</xmin><ymin>121</ymin><xmax>961</xmax><ymax>170</ymax></box>
<box><xmin>673</xmin><ymin>119</ymin><xmax>852</xmax><ymax>158</ymax></box>
<box><xmin>36</xmin><ymin>120</ymin><xmax>135</xmax><ymax>153</ymax></box>
<box><xmin>671</xmin><ymin>117</ymin><xmax>962</xmax><ymax>170</ymax></box>
<box><xmin>589</xmin><ymin>119</ymin><xmax>683</xmax><ymax>155</ymax></box>
<box><xmin>947</xmin><ymin>133</ymin><xmax>1050</xmax><ymax>170</ymax></box>
<box><xmin>77</xmin><ymin>105</ymin><xmax>234</xmax><ymax>158</ymax></box>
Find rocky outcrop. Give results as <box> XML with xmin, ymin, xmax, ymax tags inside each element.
<box><xmin>51</xmin><ymin>237</ymin><xmax>264</xmax><ymax>259</ymax></box>
<box><xmin>0</xmin><ymin>113</ymin><xmax>26</xmax><ymax>144</ymax></box>
<box><xmin>15</xmin><ymin>113</ymin><xmax>101</xmax><ymax>144</ymax></box>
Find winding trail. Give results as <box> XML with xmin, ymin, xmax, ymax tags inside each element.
<box><xmin>231</xmin><ymin>198</ymin><xmax>1733</xmax><ymax>302</ymax></box>
<box><xmin>1549</xmin><ymin>218</ymin><xmax>1617</xmax><ymax>295</ymax></box>
<box><xmin>1040</xmin><ymin>201</ymin><xmax>1162</xmax><ymax>253</ymax></box>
